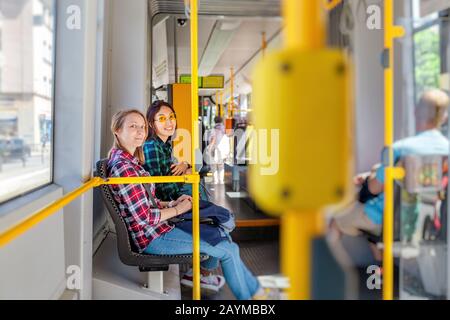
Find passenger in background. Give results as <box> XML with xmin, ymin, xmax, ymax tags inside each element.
<box><xmin>328</xmin><ymin>89</ymin><xmax>450</xmax><ymax>260</ymax></box>
<box><xmin>207</xmin><ymin>116</ymin><xmax>229</xmax><ymax>185</ymax></box>
<box><xmin>109</xmin><ymin>109</ymin><xmax>271</xmax><ymax>299</ymax></box>
<box><xmin>143</xmin><ymin>100</ymin><xmax>209</xmax><ymax>201</ymax></box>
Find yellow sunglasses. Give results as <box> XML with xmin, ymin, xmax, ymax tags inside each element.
<box><xmin>154</xmin><ymin>113</ymin><xmax>176</xmax><ymax>123</ymax></box>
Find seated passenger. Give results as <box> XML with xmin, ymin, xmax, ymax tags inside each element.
<box><xmin>143</xmin><ymin>100</ymin><xmax>225</xmax><ymax>291</ymax></box>
<box><xmin>143</xmin><ymin>100</ymin><xmax>209</xmax><ymax>201</ymax></box>
<box><xmin>329</xmin><ymin>89</ymin><xmax>450</xmax><ymax>254</ymax></box>
<box><xmin>107</xmin><ymin>109</ymin><xmax>272</xmax><ymax>300</ymax></box>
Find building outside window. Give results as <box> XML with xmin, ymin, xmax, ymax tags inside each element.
<box><xmin>0</xmin><ymin>0</ymin><xmax>55</xmax><ymax>203</ymax></box>
<box><xmin>412</xmin><ymin>0</ymin><xmax>441</xmax><ymax>102</ymax></box>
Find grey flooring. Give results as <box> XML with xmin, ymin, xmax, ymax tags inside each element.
<box><xmin>181</xmin><ymin>239</ymin><xmax>280</xmax><ymax>300</ymax></box>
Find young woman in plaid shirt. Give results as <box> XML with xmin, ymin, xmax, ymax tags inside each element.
<box><xmin>107</xmin><ymin>109</ymin><xmax>270</xmax><ymax>300</ymax></box>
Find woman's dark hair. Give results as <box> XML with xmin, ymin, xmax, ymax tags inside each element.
<box><xmin>214</xmin><ymin>116</ymin><xmax>223</xmax><ymax>124</ymax></box>
<box><xmin>146</xmin><ymin>100</ymin><xmax>177</xmax><ymax>140</ymax></box>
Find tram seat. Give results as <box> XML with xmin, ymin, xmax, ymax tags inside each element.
<box><xmin>95</xmin><ymin>159</ymin><xmax>209</xmax><ymax>293</ymax></box>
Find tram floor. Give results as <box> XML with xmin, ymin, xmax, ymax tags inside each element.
<box><xmin>179</xmin><ymin>240</ymin><xmax>386</xmax><ymax>300</ymax></box>
<box><xmin>204</xmin><ymin>174</ymin><xmax>273</xmax><ymax>222</ymax></box>
<box><xmin>180</xmin><ymin>239</ymin><xmax>280</xmax><ymax>300</ymax></box>
<box><xmin>181</xmin><ymin>174</ymin><xmax>281</xmax><ymax>299</ymax></box>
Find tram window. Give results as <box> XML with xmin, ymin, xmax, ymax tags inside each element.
<box><xmin>414</xmin><ymin>24</ymin><xmax>441</xmax><ymax>101</ymax></box>
<box><xmin>412</xmin><ymin>1</ymin><xmax>441</xmax><ymax>102</ymax></box>
<box><xmin>0</xmin><ymin>0</ymin><xmax>55</xmax><ymax>204</ymax></box>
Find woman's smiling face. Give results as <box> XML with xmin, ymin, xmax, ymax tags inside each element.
<box><xmin>154</xmin><ymin>106</ymin><xmax>176</xmax><ymax>139</ymax></box>
<box><xmin>115</xmin><ymin>112</ymin><xmax>147</xmax><ymax>152</ymax></box>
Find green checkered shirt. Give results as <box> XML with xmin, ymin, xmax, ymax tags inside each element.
<box><xmin>143</xmin><ymin>136</ymin><xmax>183</xmax><ymax>201</ymax></box>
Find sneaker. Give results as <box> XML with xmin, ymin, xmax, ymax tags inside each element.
<box><xmin>180</xmin><ymin>270</ymin><xmax>226</xmax><ymax>293</ymax></box>
<box><xmin>252</xmin><ymin>287</ymin><xmax>281</xmax><ymax>300</ymax></box>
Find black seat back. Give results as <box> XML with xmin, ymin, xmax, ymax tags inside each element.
<box><xmin>95</xmin><ymin>158</ymin><xmax>207</xmax><ymax>270</ymax></box>
<box><xmin>96</xmin><ymin>159</ymin><xmax>139</xmax><ymax>264</ymax></box>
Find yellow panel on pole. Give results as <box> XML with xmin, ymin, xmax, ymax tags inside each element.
<box><xmin>250</xmin><ymin>0</ymin><xmax>353</xmax><ymax>300</ymax></box>
<box><xmin>172</xmin><ymin>83</ymin><xmax>192</xmax><ymax>164</ymax></box>
<box><xmin>250</xmin><ymin>49</ymin><xmax>352</xmax><ymax>213</ymax></box>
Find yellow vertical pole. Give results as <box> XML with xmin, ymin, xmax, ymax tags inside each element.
<box><xmin>383</xmin><ymin>0</ymin><xmax>394</xmax><ymax>301</ymax></box>
<box><xmin>323</xmin><ymin>0</ymin><xmax>343</xmax><ymax>11</ymax></box>
<box><xmin>383</xmin><ymin>0</ymin><xmax>405</xmax><ymax>301</ymax></box>
<box><xmin>220</xmin><ymin>91</ymin><xmax>224</xmax><ymax>117</ymax></box>
<box><xmin>282</xmin><ymin>210</ymin><xmax>325</xmax><ymax>300</ymax></box>
<box><xmin>189</xmin><ymin>0</ymin><xmax>201</xmax><ymax>301</ymax></box>
<box><xmin>230</xmin><ymin>67</ymin><xmax>234</xmax><ymax>118</ymax></box>
<box><xmin>218</xmin><ymin>91</ymin><xmax>221</xmax><ymax>117</ymax></box>
<box><xmin>284</xmin><ymin>0</ymin><xmax>325</xmax><ymax>50</ymax></box>
<box><xmin>215</xmin><ymin>91</ymin><xmax>219</xmax><ymax>117</ymax></box>
<box><xmin>262</xmin><ymin>32</ymin><xmax>267</xmax><ymax>58</ymax></box>
<box><xmin>281</xmin><ymin>0</ymin><xmax>326</xmax><ymax>300</ymax></box>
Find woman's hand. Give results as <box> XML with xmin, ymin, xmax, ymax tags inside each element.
<box><xmin>353</xmin><ymin>173</ymin><xmax>369</xmax><ymax>186</ymax></box>
<box><xmin>171</xmin><ymin>162</ymin><xmax>189</xmax><ymax>175</ymax></box>
<box><xmin>173</xmin><ymin>194</ymin><xmax>192</xmax><ymax>206</ymax></box>
<box><xmin>175</xmin><ymin>199</ymin><xmax>192</xmax><ymax>215</ymax></box>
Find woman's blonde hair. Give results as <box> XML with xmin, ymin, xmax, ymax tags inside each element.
<box><xmin>109</xmin><ymin>109</ymin><xmax>148</xmax><ymax>164</ymax></box>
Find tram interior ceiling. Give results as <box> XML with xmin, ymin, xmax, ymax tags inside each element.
<box><xmin>0</xmin><ymin>0</ymin><xmax>450</xmax><ymax>303</ymax></box>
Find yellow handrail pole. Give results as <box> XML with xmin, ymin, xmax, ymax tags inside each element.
<box><xmin>323</xmin><ymin>0</ymin><xmax>343</xmax><ymax>11</ymax></box>
<box><xmin>282</xmin><ymin>210</ymin><xmax>324</xmax><ymax>300</ymax></box>
<box><xmin>383</xmin><ymin>0</ymin><xmax>394</xmax><ymax>300</ymax></box>
<box><xmin>220</xmin><ymin>91</ymin><xmax>224</xmax><ymax>117</ymax></box>
<box><xmin>261</xmin><ymin>32</ymin><xmax>267</xmax><ymax>58</ymax></box>
<box><xmin>189</xmin><ymin>0</ymin><xmax>201</xmax><ymax>301</ymax></box>
<box><xmin>215</xmin><ymin>91</ymin><xmax>219</xmax><ymax>116</ymax></box>
<box><xmin>281</xmin><ymin>0</ymin><xmax>326</xmax><ymax>300</ymax></box>
<box><xmin>383</xmin><ymin>0</ymin><xmax>405</xmax><ymax>300</ymax></box>
<box><xmin>103</xmin><ymin>176</ymin><xmax>187</xmax><ymax>184</ymax></box>
<box><xmin>284</xmin><ymin>0</ymin><xmax>325</xmax><ymax>50</ymax></box>
<box><xmin>217</xmin><ymin>91</ymin><xmax>220</xmax><ymax>117</ymax></box>
<box><xmin>0</xmin><ymin>178</ymin><xmax>101</xmax><ymax>247</ymax></box>
<box><xmin>229</xmin><ymin>67</ymin><xmax>234</xmax><ymax>118</ymax></box>
<box><xmin>0</xmin><ymin>176</ymin><xmax>195</xmax><ymax>248</ymax></box>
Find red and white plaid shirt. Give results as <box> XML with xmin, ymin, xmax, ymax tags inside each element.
<box><xmin>107</xmin><ymin>148</ymin><xmax>174</xmax><ymax>252</ymax></box>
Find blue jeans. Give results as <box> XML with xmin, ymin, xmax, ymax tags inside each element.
<box><xmin>144</xmin><ymin>227</ymin><xmax>260</xmax><ymax>300</ymax></box>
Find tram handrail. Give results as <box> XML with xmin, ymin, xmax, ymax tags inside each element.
<box><xmin>383</xmin><ymin>0</ymin><xmax>405</xmax><ymax>301</ymax></box>
<box><xmin>0</xmin><ymin>175</ymin><xmax>199</xmax><ymax>248</ymax></box>
<box><xmin>189</xmin><ymin>0</ymin><xmax>201</xmax><ymax>301</ymax></box>
<box><xmin>323</xmin><ymin>0</ymin><xmax>343</xmax><ymax>11</ymax></box>
<box><xmin>280</xmin><ymin>0</ymin><xmax>327</xmax><ymax>301</ymax></box>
